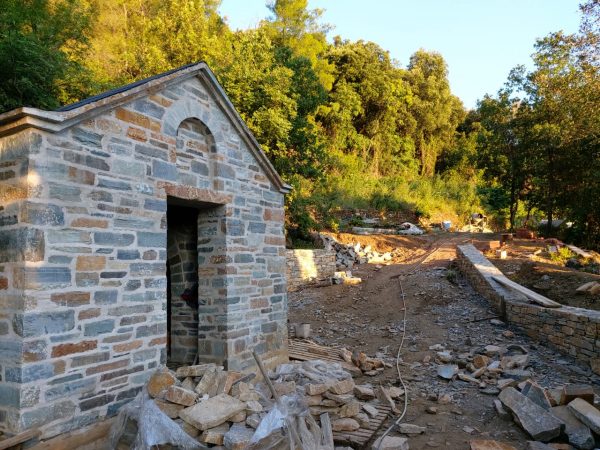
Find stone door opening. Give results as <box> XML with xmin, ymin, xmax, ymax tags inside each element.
<box><xmin>167</xmin><ymin>203</ymin><xmax>200</xmax><ymax>364</ymax></box>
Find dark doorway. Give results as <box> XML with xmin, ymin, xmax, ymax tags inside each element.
<box><xmin>166</xmin><ymin>203</ymin><xmax>200</xmax><ymax>364</ymax></box>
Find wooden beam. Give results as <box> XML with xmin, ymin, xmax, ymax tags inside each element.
<box><xmin>491</xmin><ymin>275</ymin><xmax>562</xmax><ymax>308</ymax></box>
<box><xmin>0</xmin><ymin>429</ymin><xmax>40</xmax><ymax>450</ymax></box>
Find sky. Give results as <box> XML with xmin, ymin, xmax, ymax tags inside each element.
<box><xmin>218</xmin><ymin>0</ymin><xmax>582</xmax><ymax>109</ymax></box>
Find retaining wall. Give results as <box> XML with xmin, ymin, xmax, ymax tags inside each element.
<box><xmin>286</xmin><ymin>249</ymin><xmax>336</xmax><ymax>290</ymax></box>
<box><xmin>456</xmin><ymin>244</ymin><xmax>600</xmax><ymax>367</ymax></box>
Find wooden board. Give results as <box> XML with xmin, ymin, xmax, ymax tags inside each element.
<box><xmin>332</xmin><ymin>404</ymin><xmax>392</xmax><ymax>448</ymax></box>
<box><xmin>491</xmin><ymin>275</ymin><xmax>562</xmax><ymax>308</ymax></box>
<box><xmin>0</xmin><ymin>429</ymin><xmax>40</xmax><ymax>450</ymax></box>
<box><xmin>288</xmin><ymin>338</ymin><xmax>362</xmax><ymax>376</ymax></box>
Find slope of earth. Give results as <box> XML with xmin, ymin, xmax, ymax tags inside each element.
<box><xmin>288</xmin><ymin>233</ymin><xmax>600</xmax><ymax>449</ymax></box>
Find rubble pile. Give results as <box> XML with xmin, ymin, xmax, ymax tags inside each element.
<box><xmin>112</xmin><ymin>359</ymin><xmax>405</xmax><ymax>450</ymax></box>
<box><xmin>319</xmin><ymin>234</ymin><xmax>399</xmax><ymax>269</ymax></box>
<box><xmin>430</xmin><ymin>341</ymin><xmax>600</xmax><ymax>449</ymax></box>
<box><xmin>337</xmin><ymin>347</ymin><xmax>390</xmax><ymax>377</ymax></box>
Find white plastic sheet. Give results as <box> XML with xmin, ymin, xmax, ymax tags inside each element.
<box><xmin>109</xmin><ymin>387</ymin><xmax>206</xmax><ymax>450</ymax></box>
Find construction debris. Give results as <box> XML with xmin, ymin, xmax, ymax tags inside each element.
<box><xmin>110</xmin><ymin>357</ymin><xmax>402</xmax><ymax>449</ymax></box>
<box><xmin>319</xmin><ymin>234</ymin><xmax>400</xmax><ymax>269</ymax></box>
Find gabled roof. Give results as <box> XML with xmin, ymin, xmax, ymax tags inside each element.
<box><xmin>0</xmin><ymin>62</ymin><xmax>291</xmax><ymax>194</ymax></box>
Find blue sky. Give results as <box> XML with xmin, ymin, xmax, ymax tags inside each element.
<box><xmin>218</xmin><ymin>0</ymin><xmax>581</xmax><ymax>109</ymax></box>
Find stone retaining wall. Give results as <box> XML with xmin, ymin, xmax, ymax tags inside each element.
<box><xmin>456</xmin><ymin>244</ymin><xmax>600</xmax><ymax>367</ymax></box>
<box><xmin>286</xmin><ymin>249</ymin><xmax>336</xmax><ymax>290</ymax></box>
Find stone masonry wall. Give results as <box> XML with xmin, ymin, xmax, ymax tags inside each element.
<box><xmin>286</xmin><ymin>249</ymin><xmax>336</xmax><ymax>290</ymax></box>
<box><xmin>0</xmin><ymin>74</ymin><xmax>288</xmax><ymax>438</ymax></box>
<box><xmin>456</xmin><ymin>244</ymin><xmax>600</xmax><ymax>368</ymax></box>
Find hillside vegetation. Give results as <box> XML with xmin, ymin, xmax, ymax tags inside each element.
<box><xmin>1</xmin><ymin>0</ymin><xmax>598</xmax><ymax>247</ymax></box>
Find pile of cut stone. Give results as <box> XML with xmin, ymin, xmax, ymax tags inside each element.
<box><xmin>338</xmin><ymin>347</ymin><xmax>389</xmax><ymax>377</ymax></box>
<box><xmin>116</xmin><ymin>359</ymin><xmax>404</xmax><ymax>449</ymax></box>
<box><xmin>432</xmin><ymin>342</ymin><xmax>600</xmax><ymax>449</ymax></box>
<box><xmin>319</xmin><ymin>234</ymin><xmax>397</xmax><ymax>269</ymax></box>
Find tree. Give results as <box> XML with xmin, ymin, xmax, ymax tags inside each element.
<box><xmin>0</xmin><ymin>0</ymin><xmax>94</xmax><ymax>112</ymax></box>
<box><xmin>86</xmin><ymin>0</ymin><xmax>229</xmax><ymax>87</ymax></box>
<box><xmin>403</xmin><ymin>50</ymin><xmax>465</xmax><ymax>176</ymax></box>
<box><xmin>319</xmin><ymin>39</ymin><xmax>412</xmax><ymax>175</ymax></box>
<box><xmin>265</xmin><ymin>0</ymin><xmax>334</xmax><ymax>90</ymax></box>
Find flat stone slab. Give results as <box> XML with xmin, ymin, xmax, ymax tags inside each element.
<box><xmin>567</xmin><ymin>398</ymin><xmax>600</xmax><ymax>434</ymax></box>
<box><xmin>179</xmin><ymin>393</ymin><xmax>246</xmax><ymax>431</ymax></box>
<box><xmin>175</xmin><ymin>363</ymin><xmax>219</xmax><ymax>378</ymax></box>
<box><xmin>371</xmin><ymin>436</ymin><xmax>409</xmax><ymax>450</ymax></box>
<box><xmin>551</xmin><ymin>405</ymin><xmax>594</xmax><ymax>450</ymax></box>
<box><xmin>498</xmin><ymin>387</ymin><xmax>563</xmax><ymax>441</ymax></box>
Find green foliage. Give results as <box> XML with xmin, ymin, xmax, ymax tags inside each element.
<box><xmin>549</xmin><ymin>246</ymin><xmax>576</xmax><ymax>264</ymax></box>
<box><xmin>0</xmin><ymin>0</ymin><xmax>94</xmax><ymax>112</ymax></box>
<box><xmin>475</xmin><ymin>4</ymin><xmax>600</xmax><ymax>248</ymax></box>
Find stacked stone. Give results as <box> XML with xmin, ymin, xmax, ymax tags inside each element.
<box><xmin>119</xmin><ymin>362</ymin><xmax>400</xmax><ymax>448</ymax></box>
<box><xmin>456</xmin><ymin>245</ymin><xmax>600</xmax><ymax>372</ymax></box>
<box><xmin>285</xmin><ymin>249</ymin><xmax>336</xmax><ymax>290</ymax></box>
<box><xmin>0</xmin><ymin>68</ymin><xmax>288</xmax><ymax>439</ymax></box>
<box><xmin>319</xmin><ymin>235</ymin><xmax>395</xmax><ymax>269</ymax></box>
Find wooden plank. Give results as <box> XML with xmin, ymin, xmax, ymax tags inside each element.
<box><xmin>288</xmin><ymin>339</ymin><xmax>362</xmax><ymax>375</ymax></box>
<box><xmin>491</xmin><ymin>275</ymin><xmax>562</xmax><ymax>308</ymax></box>
<box><xmin>27</xmin><ymin>419</ymin><xmax>113</xmax><ymax>450</ymax></box>
<box><xmin>332</xmin><ymin>404</ymin><xmax>391</xmax><ymax>447</ymax></box>
<box><xmin>0</xmin><ymin>429</ymin><xmax>41</xmax><ymax>450</ymax></box>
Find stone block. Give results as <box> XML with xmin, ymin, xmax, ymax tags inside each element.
<box><xmin>567</xmin><ymin>398</ymin><xmax>600</xmax><ymax>434</ymax></box>
<box><xmin>21</xmin><ymin>202</ymin><xmax>64</xmax><ymax>226</ymax></box>
<box><xmin>179</xmin><ymin>394</ymin><xmax>246</xmax><ymax>431</ymax></box>
<box><xmin>331</xmin><ymin>418</ymin><xmax>359</xmax><ymax>431</ymax></box>
<box><xmin>354</xmin><ymin>385</ymin><xmax>376</xmax><ymax>400</ymax></box>
<box><xmin>561</xmin><ymin>384</ymin><xmax>594</xmax><ymax>405</ymax></box>
<box><xmin>84</xmin><ymin>319</ymin><xmax>115</xmax><ymax>336</ymax></box>
<box><xmin>195</xmin><ymin>366</ymin><xmax>223</xmax><ymax>397</ymax></box>
<box><xmin>154</xmin><ymin>399</ymin><xmax>184</xmax><ymax>418</ymax></box>
<box><xmin>0</xmin><ymin>228</ymin><xmax>44</xmax><ymax>263</ymax></box>
<box><xmin>499</xmin><ymin>387</ymin><xmax>563</xmax><ymax>441</ymax></box>
<box><xmin>329</xmin><ymin>378</ymin><xmax>355</xmax><ymax>395</ymax></box>
<box><xmin>14</xmin><ymin>267</ymin><xmax>71</xmax><ymax>290</ymax></box>
<box><xmin>551</xmin><ymin>405</ymin><xmax>594</xmax><ymax>450</ymax></box>
<box><xmin>94</xmin><ymin>232</ymin><xmax>135</xmax><ymax>247</ymax></box>
<box><xmin>223</xmin><ymin>423</ymin><xmax>255</xmax><ymax>450</ymax></box>
<box><xmin>200</xmin><ymin>423</ymin><xmax>230</xmax><ymax>445</ymax></box>
<box><xmin>147</xmin><ymin>368</ymin><xmax>178</xmax><ymax>398</ymax></box>
<box><xmin>339</xmin><ymin>400</ymin><xmax>360</xmax><ymax>418</ymax></box>
<box><xmin>371</xmin><ymin>436</ymin><xmax>409</xmax><ymax>450</ymax></box>
<box><xmin>14</xmin><ymin>310</ymin><xmax>75</xmax><ymax>337</ymax></box>
<box><xmin>165</xmin><ymin>385</ymin><xmax>198</xmax><ymax>406</ymax></box>
<box><xmin>305</xmin><ymin>383</ymin><xmax>328</xmax><ymax>396</ymax></box>
<box><xmin>521</xmin><ymin>381</ymin><xmax>552</xmax><ymax>410</ymax></box>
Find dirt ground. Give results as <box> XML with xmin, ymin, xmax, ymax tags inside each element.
<box><xmin>488</xmin><ymin>239</ymin><xmax>600</xmax><ymax>310</ymax></box>
<box><xmin>288</xmin><ymin>232</ymin><xmax>600</xmax><ymax>449</ymax></box>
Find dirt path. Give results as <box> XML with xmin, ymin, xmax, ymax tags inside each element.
<box><xmin>288</xmin><ymin>233</ymin><xmax>600</xmax><ymax>449</ymax></box>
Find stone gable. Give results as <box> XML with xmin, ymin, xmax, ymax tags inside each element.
<box><xmin>0</xmin><ymin>63</ymin><xmax>289</xmax><ymax>438</ymax></box>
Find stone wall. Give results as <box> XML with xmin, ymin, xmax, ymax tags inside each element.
<box><xmin>456</xmin><ymin>244</ymin><xmax>600</xmax><ymax>367</ymax></box>
<box><xmin>286</xmin><ymin>249</ymin><xmax>336</xmax><ymax>290</ymax></box>
<box><xmin>0</xmin><ymin>70</ymin><xmax>288</xmax><ymax>438</ymax></box>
